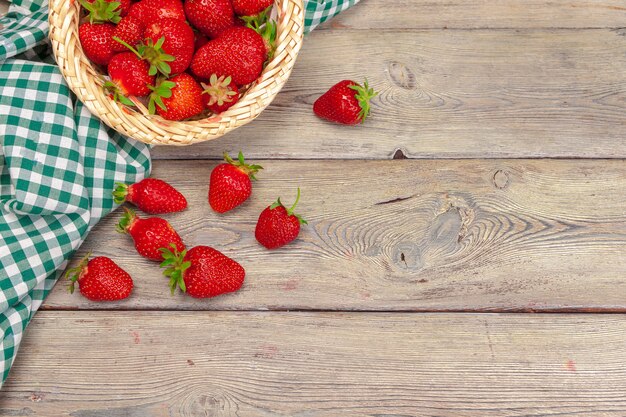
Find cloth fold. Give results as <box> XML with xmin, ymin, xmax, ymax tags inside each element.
<box><xmin>0</xmin><ymin>0</ymin><xmax>359</xmax><ymax>386</ymax></box>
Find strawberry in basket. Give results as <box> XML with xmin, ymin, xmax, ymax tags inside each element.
<box><xmin>128</xmin><ymin>0</ymin><xmax>186</xmax><ymax>26</ymax></box>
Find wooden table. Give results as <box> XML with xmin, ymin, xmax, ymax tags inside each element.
<box><xmin>3</xmin><ymin>1</ymin><xmax>626</xmax><ymax>415</ymax></box>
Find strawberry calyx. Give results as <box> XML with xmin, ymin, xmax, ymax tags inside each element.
<box><xmin>115</xmin><ymin>207</ymin><xmax>137</xmax><ymax>234</ymax></box>
<box><xmin>270</xmin><ymin>187</ymin><xmax>307</xmax><ymax>225</ymax></box>
<box><xmin>202</xmin><ymin>74</ymin><xmax>237</xmax><ymax>108</ymax></box>
<box><xmin>159</xmin><ymin>243</ymin><xmax>191</xmax><ymax>295</ymax></box>
<box><xmin>66</xmin><ymin>252</ymin><xmax>91</xmax><ymax>294</ymax></box>
<box><xmin>104</xmin><ymin>80</ymin><xmax>136</xmax><ymax>107</ymax></box>
<box><xmin>112</xmin><ymin>182</ymin><xmax>129</xmax><ymax>204</ymax></box>
<box><xmin>113</xmin><ymin>36</ymin><xmax>175</xmax><ymax>77</ymax></box>
<box><xmin>241</xmin><ymin>6</ymin><xmax>276</xmax><ymax>61</ymax></box>
<box><xmin>348</xmin><ymin>79</ymin><xmax>378</xmax><ymax>123</ymax></box>
<box><xmin>148</xmin><ymin>78</ymin><xmax>176</xmax><ymax>115</ymax></box>
<box><xmin>224</xmin><ymin>151</ymin><xmax>263</xmax><ymax>180</ymax></box>
<box><xmin>80</xmin><ymin>0</ymin><xmax>122</xmax><ymax>24</ymax></box>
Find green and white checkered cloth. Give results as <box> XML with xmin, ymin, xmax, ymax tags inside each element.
<box><xmin>0</xmin><ymin>0</ymin><xmax>359</xmax><ymax>386</ymax></box>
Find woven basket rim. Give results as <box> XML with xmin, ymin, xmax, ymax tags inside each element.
<box><xmin>48</xmin><ymin>0</ymin><xmax>304</xmax><ymax>146</ymax></box>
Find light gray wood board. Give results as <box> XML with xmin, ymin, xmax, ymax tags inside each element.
<box><xmin>3</xmin><ymin>312</ymin><xmax>626</xmax><ymax>417</ymax></box>
<box><xmin>316</xmin><ymin>0</ymin><xmax>626</xmax><ymax>30</ymax></box>
<box><xmin>153</xmin><ymin>29</ymin><xmax>626</xmax><ymax>160</ymax></box>
<box><xmin>0</xmin><ymin>1</ymin><xmax>7</xmax><ymax>16</ymax></box>
<box><xmin>44</xmin><ymin>159</ymin><xmax>626</xmax><ymax>311</ymax></box>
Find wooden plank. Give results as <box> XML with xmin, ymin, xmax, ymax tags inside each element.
<box><xmin>0</xmin><ymin>1</ymin><xmax>7</xmax><ymax>16</ymax></box>
<box><xmin>44</xmin><ymin>159</ymin><xmax>626</xmax><ymax>312</ymax></box>
<box><xmin>317</xmin><ymin>0</ymin><xmax>626</xmax><ymax>30</ymax></box>
<box><xmin>153</xmin><ymin>29</ymin><xmax>626</xmax><ymax>160</ymax></box>
<box><xmin>3</xmin><ymin>312</ymin><xmax>626</xmax><ymax>416</ymax></box>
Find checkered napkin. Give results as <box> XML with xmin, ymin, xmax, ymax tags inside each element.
<box><xmin>0</xmin><ymin>0</ymin><xmax>359</xmax><ymax>387</ymax></box>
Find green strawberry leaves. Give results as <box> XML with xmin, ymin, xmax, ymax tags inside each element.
<box><xmin>148</xmin><ymin>79</ymin><xmax>176</xmax><ymax>115</ymax></box>
<box><xmin>242</xmin><ymin>6</ymin><xmax>277</xmax><ymax>63</ymax></box>
<box><xmin>348</xmin><ymin>79</ymin><xmax>378</xmax><ymax>123</ymax></box>
<box><xmin>80</xmin><ymin>0</ymin><xmax>122</xmax><ymax>24</ymax></box>
<box><xmin>159</xmin><ymin>243</ymin><xmax>192</xmax><ymax>295</ymax></box>
<box><xmin>104</xmin><ymin>80</ymin><xmax>135</xmax><ymax>107</ymax></box>
<box><xmin>115</xmin><ymin>207</ymin><xmax>136</xmax><ymax>234</ymax></box>
<box><xmin>113</xmin><ymin>36</ymin><xmax>175</xmax><ymax>77</ymax></box>
<box><xmin>66</xmin><ymin>252</ymin><xmax>92</xmax><ymax>294</ymax></box>
<box><xmin>271</xmin><ymin>188</ymin><xmax>307</xmax><ymax>225</ymax></box>
<box><xmin>224</xmin><ymin>151</ymin><xmax>263</xmax><ymax>180</ymax></box>
<box><xmin>112</xmin><ymin>182</ymin><xmax>129</xmax><ymax>204</ymax></box>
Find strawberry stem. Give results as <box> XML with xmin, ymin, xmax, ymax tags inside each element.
<box><xmin>112</xmin><ymin>36</ymin><xmax>142</xmax><ymax>59</ymax></box>
<box><xmin>116</xmin><ymin>207</ymin><xmax>136</xmax><ymax>234</ymax></box>
<box><xmin>112</xmin><ymin>182</ymin><xmax>129</xmax><ymax>204</ymax></box>
<box><xmin>66</xmin><ymin>252</ymin><xmax>91</xmax><ymax>294</ymax></box>
<box><xmin>224</xmin><ymin>151</ymin><xmax>263</xmax><ymax>180</ymax></box>
<box><xmin>270</xmin><ymin>188</ymin><xmax>308</xmax><ymax>225</ymax></box>
<box><xmin>348</xmin><ymin>79</ymin><xmax>378</xmax><ymax>123</ymax></box>
<box><xmin>159</xmin><ymin>243</ymin><xmax>191</xmax><ymax>295</ymax></box>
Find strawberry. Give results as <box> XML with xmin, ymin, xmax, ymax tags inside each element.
<box><xmin>112</xmin><ymin>15</ymin><xmax>145</xmax><ymax>53</ymax></box>
<box><xmin>208</xmin><ymin>151</ymin><xmax>262</xmax><ymax>213</ymax></box>
<box><xmin>67</xmin><ymin>254</ymin><xmax>133</xmax><ymax>301</ymax></box>
<box><xmin>160</xmin><ymin>245</ymin><xmax>245</xmax><ymax>298</ymax></box>
<box><xmin>80</xmin><ymin>0</ymin><xmax>127</xmax><ymax>23</ymax></box>
<box><xmin>190</xmin><ymin>26</ymin><xmax>266</xmax><ymax>86</ymax></box>
<box><xmin>144</xmin><ymin>18</ymin><xmax>195</xmax><ymax>75</ymax></box>
<box><xmin>128</xmin><ymin>0</ymin><xmax>186</xmax><ymax>26</ymax></box>
<box><xmin>105</xmin><ymin>52</ymin><xmax>155</xmax><ymax>106</ymax></box>
<box><xmin>79</xmin><ymin>22</ymin><xmax>117</xmax><ymax>66</ymax></box>
<box><xmin>202</xmin><ymin>74</ymin><xmax>240</xmax><ymax>113</ymax></box>
<box><xmin>313</xmin><ymin>79</ymin><xmax>378</xmax><ymax>125</ymax></box>
<box><xmin>116</xmin><ymin>208</ymin><xmax>185</xmax><ymax>261</ymax></box>
<box><xmin>194</xmin><ymin>31</ymin><xmax>210</xmax><ymax>50</ymax></box>
<box><xmin>184</xmin><ymin>0</ymin><xmax>234</xmax><ymax>39</ymax></box>
<box><xmin>255</xmin><ymin>188</ymin><xmax>307</xmax><ymax>249</ymax></box>
<box><xmin>149</xmin><ymin>74</ymin><xmax>206</xmax><ymax>120</ymax></box>
<box><xmin>232</xmin><ymin>0</ymin><xmax>273</xmax><ymax>17</ymax></box>
<box><xmin>113</xmin><ymin>178</ymin><xmax>187</xmax><ymax>213</ymax></box>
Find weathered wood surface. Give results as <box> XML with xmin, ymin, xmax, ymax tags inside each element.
<box><xmin>3</xmin><ymin>312</ymin><xmax>626</xmax><ymax>417</ymax></box>
<box><xmin>154</xmin><ymin>29</ymin><xmax>626</xmax><ymax>160</ymax></box>
<box><xmin>44</xmin><ymin>159</ymin><xmax>626</xmax><ymax>312</ymax></box>
<box><xmin>0</xmin><ymin>1</ymin><xmax>7</xmax><ymax>16</ymax></box>
<box><xmin>317</xmin><ymin>0</ymin><xmax>626</xmax><ymax>30</ymax></box>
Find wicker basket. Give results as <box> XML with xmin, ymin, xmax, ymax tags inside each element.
<box><xmin>48</xmin><ymin>0</ymin><xmax>304</xmax><ymax>145</ymax></box>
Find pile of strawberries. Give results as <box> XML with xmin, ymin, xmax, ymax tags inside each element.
<box><xmin>68</xmin><ymin>152</ymin><xmax>306</xmax><ymax>301</ymax></box>
<box><xmin>78</xmin><ymin>0</ymin><xmax>276</xmax><ymax>120</ymax></box>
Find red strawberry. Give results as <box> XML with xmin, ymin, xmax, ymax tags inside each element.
<box><xmin>209</xmin><ymin>151</ymin><xmax>262</xmax><ymax>213</ymax></box>
<box><xmin>105</xmin><ymin>52</ymin><xmax>155</xmax><ymax>106</ymax></box>
<box><xmin>80</xmin><ymin>0</ymin><xmax>127</xmax><ymax>23</ymax></box>
<box><xmin>255</xmin><ymin>188</ymin><xmax>307</xmax><ymax>249</ymax></box>
<box><xmin>67</xmin><ymin>254</ymin><xmax>133</xmax><ymax>301</ymax></box>
<box><xmin>190</xmin><ymin>26</ymin><xmax>266</xmax><ymax>86</ymax></box>
<box><xmin>144</xmin><ymin>18</ymin><xmax>195</xmax><ymax>75</ymax></box>
<box><xmin>79</xmin><ymin>22</ymin><xmax>117</xmax><ymax>66</ymax></box>
<box><xmin>194</xmin><ymin>31</ymin><xmax>210</xmax><ymax>50</ymax></box>
<box><xmin>113</xmin><ymin>178</ymin><xmax>187</xmax><ymax>213</ymax></box>
<box><xmin>160</xmin><ymin>245</ymin><xmax>245</xmax><ymax>298</ymax></box>
<box><xmin>184</xmin><ymin>0</ymin><xmax>234</xmax><ymax>39</ymax></box>
<box><xmin>128</xmin><ymin>0</ymin><xmax>186</xmax><ymax>26</ymax></box>
<box><xmin>117</xmin><ymin>208</ymin><xmax>185</xmax><ymax>261</ymax></box>
<box><xmin>148</xmin><ymin>74</ymin><xmax>206</xmax><ymax>121</ymax></box>
<box><xmin>313</xmin><ymin>79</ymin><xmax>378</xmax><ymax>125</ymax></box>
<box><xmin>112</xmin><ymin>15</ymin><xmax>145</xmax><ymax>53</ymax></box>
<box><xmin>232</xmin><ymin>0</ymin><xmax>273</xmax><ymax>17</ymax></box>
<box><xmin>202</xmin><ymin>74</ymin><xmax>240</xmax><ymax>113</ymax></box>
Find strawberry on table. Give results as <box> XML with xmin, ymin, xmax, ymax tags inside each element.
<box><xmin>128</xmin><ymin>0</ymin><xmax>186</xmax><ymax>26</ymax></box>
<box><xmin>313</xmin><ymin>79</ymin><xmax>378</xmax><ymax>125</ymax></box>
<box><xmin>255</xmin><ymin>188</ymin><xmax>307</xmax><ymax>249</ymax></box>
<box><xmin>144</xmin><ymin>18</ymin><xmax>195</xmax><ymax>75</ymax></box>
<box><xmin>184</xmin><ymin>0</ymin><xmax>235</xmax><ymax>39</ymax></box>
<box><xmin>113</xmin><ymin>178</ymin><xmax>187</xmax><ymax>213</ymax></box>
<box><xmin>190</xmin><ymin>26</ymin><xmax>267</xmax><ymax>86</ymax></box>
<box><xmin>232</xmin><ymin>0</ymin><xmax>273</xmax><ymax>17</ymax></box>
<box><xmin>202</xmin><ymin>74</ymin><xmax>240</xmax><ymax>114</ymax></box>
<box><xmin>117</xmin><ymin>208</ymin><xmax>185</xmax><ymax>261</ymax></box>
<box><xmin>160</xmin><ymin>245</ymin><xmax>245</xmax><ymax>298</ymax></box>
<box><xmin>209</xmin><ymin>151</ymin><xmax>262</xmax><ymax>213</ymax></box>
<box><xmin>79</xmin><ymin>22</ymin><xmax>117</xmax><ymax>66</ymax></box>
<box><xmin>67</xmin><ymin>254</ymin><xmax>133</xmax><ymax>301</ymax></box>
<box><xmin>112</xmin><ymin>15</ymin><xmax>145</xmax><ymax>53</ymax></box>
<box><xmin>148</xmin><ymin>74</ymin><xmax>206</xmax><ymax>121</ymax></box>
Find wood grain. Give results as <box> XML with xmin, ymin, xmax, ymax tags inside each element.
<box><xmin>3</xmin><ymin>312</ymin><xmax>626</xmax><ymax>416</ymax></box>
<box><xmin>153</xmin><ymin>29</ymin><xmax>626</xmax><ymax>160</ymax></box>
<box><xmin>316</xmin><ymin>0</ymin><xmax>626</xmax><ymax>30</ymax></box>
<box><xmin>44</xmin><ymin>159</ymin><xmax>626</xmax><ymax>312</ymax></box>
